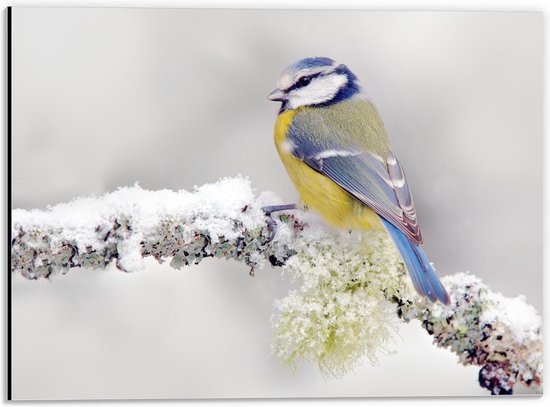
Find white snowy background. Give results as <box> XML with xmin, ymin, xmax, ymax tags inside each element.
<box><xmin>11</xmin><ymin>8</ymin><xmax>542</xmax><ymax>399</ymax></box>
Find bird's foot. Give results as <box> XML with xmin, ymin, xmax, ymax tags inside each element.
<box><xmin>261</xmin><ymin>204</ymin><xmax>297</xmax><ymax>242</ymax></box>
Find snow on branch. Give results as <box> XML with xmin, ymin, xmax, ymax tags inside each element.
<box><xmin>11</xmin><ymin>176</ymin><xmax>542</xmax><ymax>395</ymax></box>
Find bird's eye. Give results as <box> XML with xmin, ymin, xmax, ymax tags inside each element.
<box><xmin>298</xmin><ymin>76</ymin><xmax>311</xmax><ymax>87</ymax></box>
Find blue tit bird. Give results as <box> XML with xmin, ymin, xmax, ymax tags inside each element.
<box><xmin>266</xmin><ymin>57</ymin><xmax>450</xmax><ymax>305</ymax></box>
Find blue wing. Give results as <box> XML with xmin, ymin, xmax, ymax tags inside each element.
<box><xmin>287</xmin><ymin>110</ymin><xmax>423</xmax><ymax>244</ymax></box>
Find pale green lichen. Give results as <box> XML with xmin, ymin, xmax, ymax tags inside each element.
<box><xmin>271</xmin><ymin>228</ymin><xmax>412</xmax><ymax>378</ymax></box>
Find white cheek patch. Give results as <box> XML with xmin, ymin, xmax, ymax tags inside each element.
<box><xmin>287</xmin><ymin>74</ymin><xmax>348</xmax><ymax>109</ymax></box>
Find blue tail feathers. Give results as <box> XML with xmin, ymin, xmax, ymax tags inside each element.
<box><xmin>381</xmin><ymin>218</ymin><xmax>450</xmax><ymax>305</ymax></box>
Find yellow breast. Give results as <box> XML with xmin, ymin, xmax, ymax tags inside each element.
<box><xmin>274</xmin><ymin>108</ymin><xmax>383</xmax><ymax>232</ymax></box>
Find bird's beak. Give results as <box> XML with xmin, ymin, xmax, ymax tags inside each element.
<box><xmin>267</xmin><ymin>88</ymin><xmax>286</xmax><ymax>101</ymax></box>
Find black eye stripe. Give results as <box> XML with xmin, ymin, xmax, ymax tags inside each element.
<box><xmin>287</xmin><ymin>72</ymin><xmax>323</xmax><ymax>92</ymax></box>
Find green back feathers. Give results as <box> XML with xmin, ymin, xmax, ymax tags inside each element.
<box><xmin>292</xmin><ymin>99</ymin><xmax>391</xmax><ymax>156</ymax></box>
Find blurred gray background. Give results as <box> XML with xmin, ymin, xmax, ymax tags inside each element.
<box><xmin>11</xmin><ymin>8</ymin><xmax>542</xmax><ymax>399</ymax></box>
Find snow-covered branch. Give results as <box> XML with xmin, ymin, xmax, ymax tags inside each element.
<box><xmin>11</xmin><ymin>177</ymin><xmax>293</xmax><ymax>279</ymax></box>
<box><xmin>11</xmin><ymin>176</ymin><xmax>542</xmax><ymax>395</ymax></box>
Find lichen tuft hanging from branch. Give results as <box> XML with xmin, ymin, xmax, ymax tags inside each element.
<box><xmin>10</xmin><ymin>176</ymin><xmax>543</xmax><ymax>395</ymax></box>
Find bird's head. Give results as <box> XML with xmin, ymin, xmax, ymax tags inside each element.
<box><xmin>268</xmin><ymin>57</ymin><xmax>361</xmax><ymax>111</ymax></box>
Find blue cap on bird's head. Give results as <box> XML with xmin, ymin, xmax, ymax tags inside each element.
<box><xmin>268</xmin><ymin>57</ymin><xmax>361</xmax><ymax>111</ymax></box>
<box><xmin>288</xmin><ymin>56</ymin><xmax>336</xmax><ymax>72</ymax></box>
